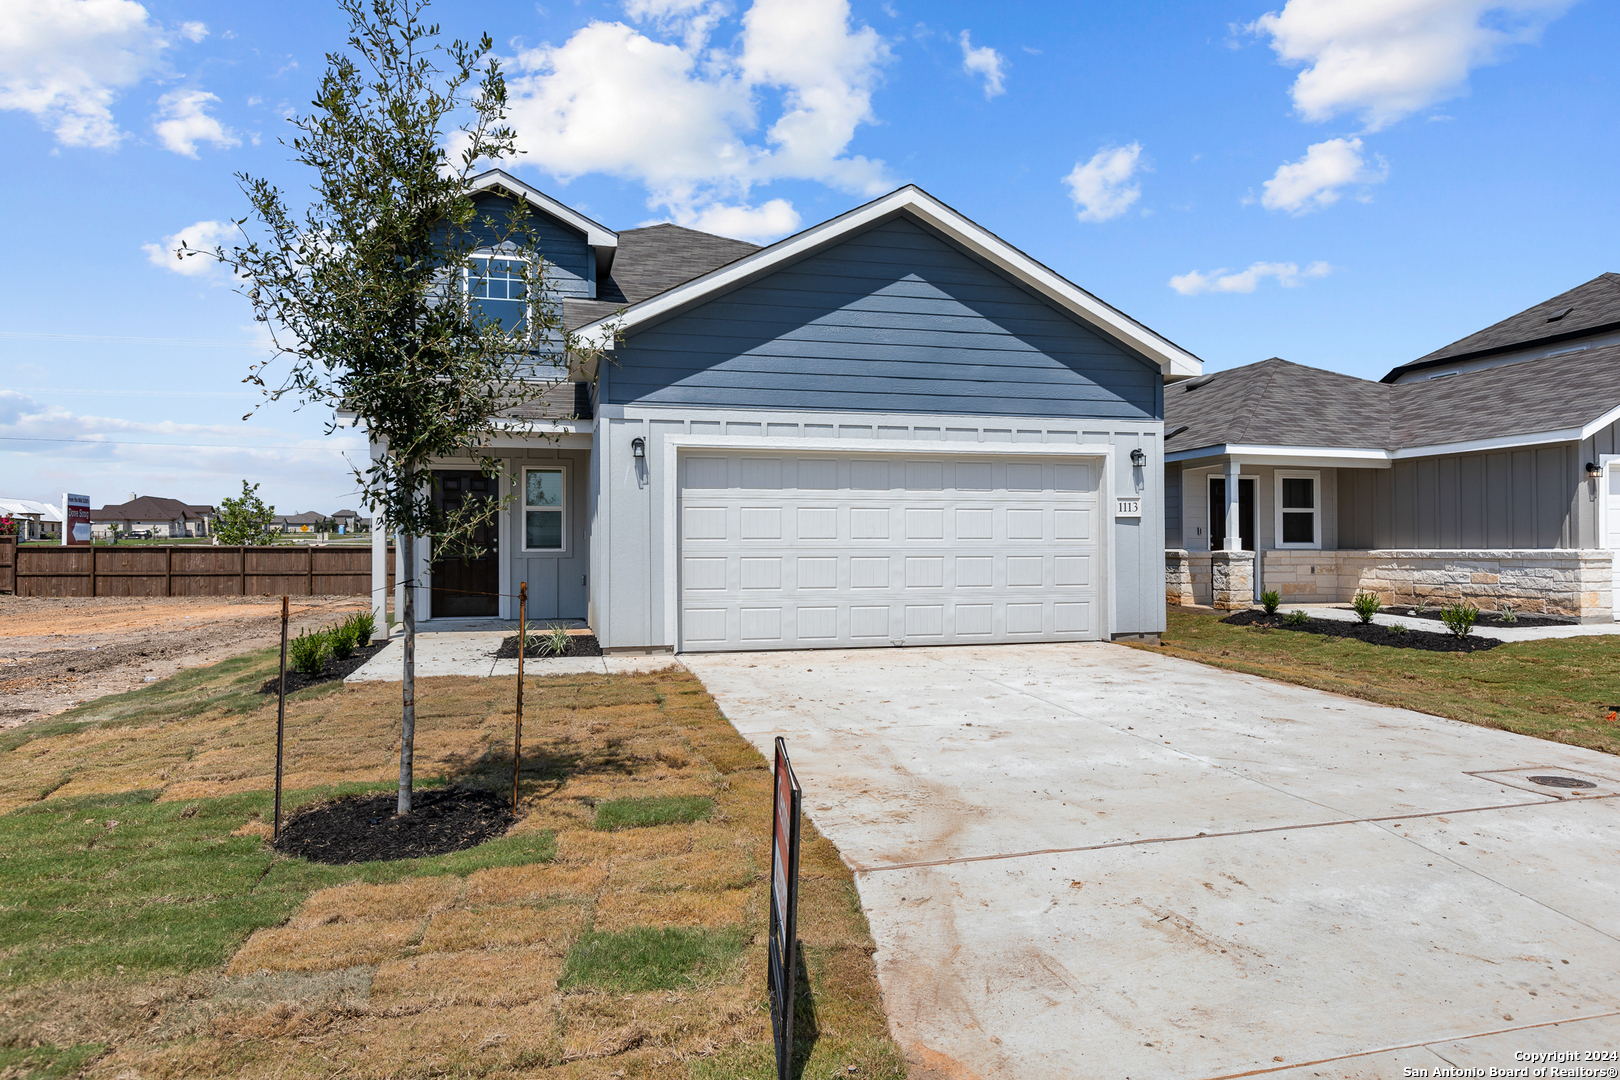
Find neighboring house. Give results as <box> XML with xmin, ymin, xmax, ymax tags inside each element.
<box><xmin>0</xmin><ymin>499</ymin><xmax>63</xmax><ymax>541</ymax></box>
<box><xmin>372</xmin><ymin>170</ymin><xmax>1202</xmax><ymax>649</ymax></box>
<box><xmin>331</xmin><ymin>510</ymin><xmax>369</xmax><ymax>534</ymax></box>
<box><xmin>91</xmin><ymin>497</ymin><xmax>215</xmax><ymax>539</ymax></box>
<box><xmin>274</xmin><ymin>511</ymin><xmax>330</xmax><ymax>535</ymax></box>
<box><xmin>1164</xmin><ymin>273</ymin><xmax>1620</xmax><ymax>621</ymax></box>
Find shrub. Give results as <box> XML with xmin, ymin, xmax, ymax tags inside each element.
<box><xmin>288</xmin><ymin>628</ymin><xmax>331</xmax><ymax>676</ymax></box>
<box><xmin>1285</xmin><ymin>610</ymin><xmax>1309</xmax><ymax>626</ymax></box>
<box><xmin>1498</xmin><ymin>604</ymin><xmax>1518</xmax><ymax>624</ymax></box>
<box><xmin>539</xmin><ymin>623</ymin><xmax>572</xmax><ymax>656</ymax></box>
<box><xmin>1440</xmin><ymin>601</ymin><xmax>1479</xmax><ymax>639</ymax></box>
<box><xmin>328</xmin><ymin>621</ymin><xmax>360</xmax><ymax>661</ymax></box>
<box><xmin>1351</xmin><ymin>590</ymin><xmax>1382</xmax><ymax>624</ymax></box>
<box><xmin>346</xmin><ymin>610</ymin><xmax>377</xmax><ymax>647</ymax></box>
<box><xmin>1386</xmin><ymin>623</ymin><xmax>1408</xmax><ymax>636</ymax></box>
<box><xmin>1260</xmin><ymin>589</ymin><xmax>1281</xmax><ymax>615</ymax></box>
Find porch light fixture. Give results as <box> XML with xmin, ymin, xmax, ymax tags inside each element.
<box><xmin>1130</xmin><ymin>448</ymin><xmax>1147</xmax><ymax>468</ymax></box>
<box><xmin>1587</xmin><ymin>461</ymin><xmax>1602</xmax><ymax>478</ymax></box>
<box><xmin>631</xmin><ymin>437</ymin><xmax>646</xmax><ymax>459</ymax></box>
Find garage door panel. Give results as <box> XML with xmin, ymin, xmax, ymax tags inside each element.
<box><xmin>679</xmin><ymin>451</ymin><xmax>1102</xmax><ymax>651</ymax></box>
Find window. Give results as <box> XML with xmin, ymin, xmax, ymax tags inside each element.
<box><xmin>468</xmin><ymin>256</ymin><xmax>528</xmax><ymax>331</ymax></box>
<box><xmin>523</xmin><ymin>467</ymin><xmax>565</xmax><ymax>551</ymax></box>
<box><xmin>1275</xmin><ymin>471</ymin><xmax>1320</xmax><ymax>548</ymax></box>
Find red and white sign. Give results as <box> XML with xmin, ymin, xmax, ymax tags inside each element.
<box><xmin>63</xmin><ymin>493</ymin><xmax>90</xmax><ymax>546</ymax></box>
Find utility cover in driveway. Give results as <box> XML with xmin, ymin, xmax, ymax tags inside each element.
<box><xmin>677</xmin><ymin>450</ymin><xmax>1102</xmax><ymax>651</ymax></box>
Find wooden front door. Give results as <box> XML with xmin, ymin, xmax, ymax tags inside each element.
<box><xmin>431</xmin><ymin>470</ymin><xmax>499</xmax><ymax>617</ymax></box>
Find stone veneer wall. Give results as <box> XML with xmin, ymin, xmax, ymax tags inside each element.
<box><xmin>1168</xmin><ymin>548</ymin><xmax>1615</xmax><ymax>622</ymax></box>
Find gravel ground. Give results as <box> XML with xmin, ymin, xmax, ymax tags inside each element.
<box><xmin>0</xmin><ymin>595</ymin><xmax>374</xmax><ymax>729</ymax></box>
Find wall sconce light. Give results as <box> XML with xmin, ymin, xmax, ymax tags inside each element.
<box><xmin>631</xmin><ymin>437</ymin><xmax>646</xmax><ymax>460</ymax></box>
<box><xmin>1586</xmin><ymin>461</ymin><xmax>1602</xmax><ymax>478</ymax></box>
<box><xmin>1130</xmin><ymin>448</ymin><xmax>1147</xmax><ymax>468</ymax></box>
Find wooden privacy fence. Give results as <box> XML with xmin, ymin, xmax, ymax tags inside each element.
<box><xmin>3</xmin><ymin>543</ymin><xmax>396</xmax><ymax>599</ymax></box>
<box><xmin>0</xmin><ymin>535</ymin><xmax>14</xmax><ymax>595</ymax></box>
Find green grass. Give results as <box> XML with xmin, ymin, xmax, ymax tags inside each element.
<box><xmin>1147</xmin><ymin>608</ymin><xmax>1620</xmax><ymax>755</ymax></box>
<box><xmin>0</xmin><ymin>1043</ymin><xmax>106</xmax><ymax>1079</ymax></box>
<box><xmin>560</xmin><ymin>927</ymin><xmax>746</xmax><ymax>992</ymax></box>
<box><xmin>591</xmin><ymin>794</ymin><xmax>714</xmax><ymax>831</ymax></box>
<box><xmin>0</xmin><ymin>786</ymin><xmax>554</xmax><ymax>988</ymax></box>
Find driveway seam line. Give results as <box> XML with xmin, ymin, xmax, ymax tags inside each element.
<box><xmin>853</xmin><ymin>793</ymin><xmax>1618</xmax><ymax>872</ymax></box>
<box><xmin>1192</xmin><ymin>1008</ymin><xmax>1620</xmax><ymax>1080</ymax></box>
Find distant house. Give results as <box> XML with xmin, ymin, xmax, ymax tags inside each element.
<box><xmin>0</xmin><ymin>499</ymin><xmax>64</xmax><ymax>541</ymax></box>
<box><xmin>1165</xmin><ymin>272</ymin><xmax>1620</xmax><ymax>622</ymax></box>
<box><xmin>91</xmin><ymin>496</ymin><xmax>215</xmax><ymax>539</ymax></box>
<box><xmin>273</xmin><ymin>511</ymin><xmax>330</xmax><ymax>535</ymax></box>
<box><xmin>331</xmin><ymin>509</ymin><xmax>369</xmax><ymax>534</ymax></box>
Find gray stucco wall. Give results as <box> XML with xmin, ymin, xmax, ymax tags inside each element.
<box><xmin>602</xmin><ymin>215</ymin><xmax>1161</xmax><ymax>419</ymax></box>
<box><xmin>1337</xmin><ymin>445</ymin><xmax>1582</xmax><ymax>550</ymax></box>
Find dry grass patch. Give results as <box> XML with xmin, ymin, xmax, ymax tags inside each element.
<box><xmin>0</xmin><ymin>657</ymin><xmax>903</xmax><ymax>1078</ymax></box>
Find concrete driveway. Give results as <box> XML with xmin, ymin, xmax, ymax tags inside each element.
<box><xmin>683</xmin><ymin>643</ymin><xmax>1620</xmax><ymax>1080</ymax></box>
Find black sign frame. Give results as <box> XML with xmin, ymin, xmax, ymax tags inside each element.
<box><xmin>769</xmin><ymin>736</ymin><xmax>802</xmax><ymax>1080</ymax></box>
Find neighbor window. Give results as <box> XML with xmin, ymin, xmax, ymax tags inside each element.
<box><xmin>524</xmin><ymin>467</ymin><xmax>565</xmax><ymax>551</ymax></box>
<box><xmin>1275</xmin><ymin>472</ymin><xmax>1320</xmax><ymax>548</ymax></box>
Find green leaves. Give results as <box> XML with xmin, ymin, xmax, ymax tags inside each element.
<box><xmin>215</xmin><ymin>479</ymin><xmax>278</xmax><ymax>545</ymax></box>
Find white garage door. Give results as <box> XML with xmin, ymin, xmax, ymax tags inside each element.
<box><xmin>677</xmin><ymin>450</ymin><xmax>1103</xmax><ymax>652</ymax></box>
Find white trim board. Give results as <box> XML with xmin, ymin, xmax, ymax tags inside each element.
<box><xmin>657</xmin><ymin>435</ymin><xmax>1117</xmax><ymax>651</ymax></box>
<box><xmin>575</xmin><ymin>185</ymin><xmax>1202</xmax><ymax>380</ymax></box>
<box><xmin>468</xmin><ymin>169</ymin><xmax>617</xmax><ymax>274</ymax></box>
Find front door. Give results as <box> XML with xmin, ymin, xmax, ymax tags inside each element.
<box><xmin>430</xmin><ymin>470</ymin><xmax>499</xmax><ymax>617</ymax></box>
<box><xmin>1208</xmin><ymin>477</ymin><xmax>1255</xmax><ymax>551</ymax></box>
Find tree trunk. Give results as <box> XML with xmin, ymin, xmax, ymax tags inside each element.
<box><xmin>398</xmin><ymin>528</ymin><xmax>416</xmax><ymax>816</ymax></box>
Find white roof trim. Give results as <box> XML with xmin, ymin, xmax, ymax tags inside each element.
<box><xmin>1580</xmin><ymin>401</ymin><xmax>1620</xmax><ymax>442</ymax></box>
<box><xmin>1172</xmin><ymin>423</ymin><xmax>1613</xmax><ymax>465</ymax></box>
<box><xmin>1393</xmin><ymin>428</ymin><xmax>1585</xmax><ymax>458</ymax></box>
<box><xmin>573</xmin><ymin>185</ymin><xmax>1203</xmax><ymax>380</ymax></box>
<box><xmin>467</xmin><ymin>169</ymin><xmax>618</xmax><ymax>263</ymax></box>
<box><xmin>1167</xmin><ymin>443</ymin><xmax>1391</xmax><ymax>465</ymax></box>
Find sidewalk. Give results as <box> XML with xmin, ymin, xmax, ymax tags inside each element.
<box><xmin>1285</xmin><ymin>603</ymin><xmax>1620</xmax><ymax>642</ymax></box>
<box><xmin>346</xmin><ymin>629</ymin><xmax>678</xmax><ymax>681</ymax></box>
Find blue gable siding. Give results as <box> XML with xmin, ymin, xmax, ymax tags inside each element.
<box><xmin>466</xmin><ymin>193</ymin><xmax>594</xmax><ymax>299</ymax></box>
<box><xmin>604</xmin><ymin>216</ymin><xmax>1160</xmax><ymax>419</ymax></box>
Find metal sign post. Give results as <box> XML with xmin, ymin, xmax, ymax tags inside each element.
<box><xmin>513</xmin><ymin>581</ymin><xmax>527</xmax><ymax>815</ymax></box>
<box><xmin>768</xmin><ymin>737</ymin><xmax>803</xmax><ymax>1080</ymax></box>
<box><xmin>274</xmin><ymin>596</ymin><xmax>289</xmax><ymax>842</ymax></box>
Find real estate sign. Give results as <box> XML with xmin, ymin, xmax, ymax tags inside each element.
<box><xmin>62</xmin><ymin>494</ymin><xmax>90</xmax><ymax>546</ymax></box>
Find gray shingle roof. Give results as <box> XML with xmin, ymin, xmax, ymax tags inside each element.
<box><xmin>562</xmin><ymin>223</ymin><xmax>759</xmax><ymax>330</ymax></box>
<box><xmin>1166</xmin><ymin>346</ymin><xmax>1620</xmax><ymax>455</ymax></box>
<box><xmin>1382</xmin><ymin>272</ymin><xmax>1620</xmax><ymax>381</ymax></box>
<box><xmin>92</xmin><ymin>496</ymin><xmax>215</xmax><ymax>521</ymax></box>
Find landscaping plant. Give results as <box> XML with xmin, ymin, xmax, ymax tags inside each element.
<box><xmin>1260</xmin><ymin>589</ymin><xmax>1281</xmax><ymax>615</ymax></box>
<box><xmin>214</xmin><ymin>480</ymin><xmax>278</xmax><ymax>545</ymax></box>
<box><xmin>1499</xmin><ymin>603</ymin><xmax>1518</xmax><ymax>624</ymax></box>
<box><xmin>1286</xmin><ymin>610</ymin><xmax>1310</xmax><ymax>626</ymax></box>
<box><xmin>348</xmin><ymin>610</ymin><xmax>377</xmax><ymax>648</ymax></box>
<box><xmin>1351</xmin><ymin>590</ymin><xmax>1382</xmax><ymax>624</ymax></box>
<box><xmin>540</xmin><ymin>622</ymin><xmax>572</xmax><ymax>657</ymax></box>
<box><xmin>1440</xmin><ymin>601</ymin><xmax>1479</xmax><ymax>639</ymax></box>
<box><xmin>288</xmin><ymin>628</ymin><xmax>331</xmax><ymax>677</ymax></box>
<box><xmin>328</xmin><ymin>621</ymin><xmax>360</xmax><ymax>661</ymax></box>
<box><xmin>1386</xmin><ymin>623</ymin><xmax>1408</xmax><ymax>636</ymax></box>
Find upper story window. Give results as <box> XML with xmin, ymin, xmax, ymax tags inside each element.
<box><xmin>468</xmin><ymin>256</ymin><xmax>528</xmax><ymax>331</ymax></box>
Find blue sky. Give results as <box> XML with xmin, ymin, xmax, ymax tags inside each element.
<box><xmin>2</xmin><ymin>0</ymin><xmax>1617</xmax><ymax>513</ymax></box>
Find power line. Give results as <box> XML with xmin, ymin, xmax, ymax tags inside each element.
<box><xmin>0</xmin><ymin>435</ymin><xmax>361</xmax><ymax>452</ymax></box>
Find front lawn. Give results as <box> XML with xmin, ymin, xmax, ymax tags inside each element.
<box><xmin>0</xmin><ymin>649</ymin><xmax>902</xmax><ymax>1079</ymax></box>
<box><xmin>1138</xmin><ymin>608</ymin><xmax>1620</xmax><ymax>756</ymax></box>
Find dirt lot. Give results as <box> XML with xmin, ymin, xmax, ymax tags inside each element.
<box><xmin>0</xmin><ymin>595</ymin><xmax>374</xmax><ymax>728</ymax></box>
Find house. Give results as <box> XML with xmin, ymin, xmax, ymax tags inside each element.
<box><xmin>91</xmin><ymin>496</ymin><xmax>215</xmax><ymax>539</ymax></box>
<box><xmin>331</xmin><ymin>510</ymin><xmax>369</xmax><ymax>534</ymax></box>
<box><xmin>370</xmin><ymin>170</ymin><xmax>1202</xmax><ymax>650</ymax></box>
<box><xmin>0</xmin><ymin>499</ymin><xmax>63</xmax><ymax>541</ymax></box>
<box><xmin>274</xmin><ymin>511</ymin><xmax>330</xmax><ymax>535</ymax></box>
<box><xmin>1164</xmin><ymin>273</ymin><xmax>1620</xmax><ymax>621</ymax></box>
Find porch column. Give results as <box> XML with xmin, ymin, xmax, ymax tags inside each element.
<box><xmin>370</xmin><ymin>521</ymin><xmax>386</xmax><ymax>630</ymax></box>
<box><xmin>394</xmin><ymin>528</ymin><xmax>406</xmax><ymax>635</ymax></box>
<box><xmin>1223</xmin><ymin>458</ymin><xmax>1244</xmax><ymax>551</ymax></box>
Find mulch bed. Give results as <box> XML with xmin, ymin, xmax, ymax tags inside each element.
<box><xmin>1384</xmin><ymin>606</ymin><xmax>1573</xmax><ymax>628</ymax></box>
<box><xmin>1222</xmin><ymin>609</ymin><xmax>1504</xmax><ymax>652</ymax></box>
<box><xmin>495</xmin><ymin>633</ymin><xmax>603</xmax><ymax>659</ymax></box>
<box><xmin>258</xmin><ymin>640</ymin><xmax>388</xmax><ymax>695</ymax></box>
<box><xmin>272</xmin><ymin>787</ymin><xmax>515</xmax><ymax>864</ymax></box>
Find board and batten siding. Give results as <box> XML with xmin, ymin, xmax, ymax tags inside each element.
<box><xmin>1336</xmin><ymin>445</ymin><xmax>1581</xmax><ymax>550</ymax></box>
<box><xmin>1576</xmin><ymin>415</ymin><xmax>1620</xmax><ymax>548</ymax></box>
<box><xmin>601</xmin><ymin>216</ymin><xmax>1162</xmax><ymax>419</ymax></box>
<box><xmin>1165</xmin><ymin>463</ymin><xmax>1183</xmax><ymax>546</ymax></box>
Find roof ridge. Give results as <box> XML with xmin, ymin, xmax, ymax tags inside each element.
<box><xmin>1227</xmin><ymin>358</ymin><xmax>1284</xmax><ymax>444</ymax></box>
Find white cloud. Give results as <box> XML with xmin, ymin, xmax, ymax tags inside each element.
<box><xmin>1250</xmin><ymin>0</ymin><xmax>1573</xmax><ymax>132</ymax></box>
<box><xmin>673</xmin><ymin>198</ymin><xmax>801</xmax><ymax>242</ymax></box>
<box><xmin>178</xmin><ymin>20</ymin><xmax>207</xmax><ymax>43</ymax></box>
<box><xmin>501</xmin><ymin>0</ymin><xmax>890</xmax><ymax>242</ymax></box>
<box><xmin>1260</xmin><ymin>136</ymin><xmax>1387</xmax><ymax>213</ymax></box>
<box><xmin>1169</xmin><ymin>260</ymin><xmax>1332</xmax><ymax>295</ymax></box>
<box><xmin>0</xmin><ymin>0</ymin><xmax>172</xmax><ymax>148</ymax></box>
<box><xmin>152</xmin><ymin>88</ymin><xmax>239</xmax><ymax>156</ymax></box>
<box><xmin>1062</xmin><ymin>142</ymin><xmax>1144</xmax><ymax>223</ymax></box>
<box><xmin>959</xmin><ymin>31</ymin><xmax>1005</xmax><ymax>98</ymax></box>
<box><xmin>143</xmin><ymin>219</ymin><xmax>237</xmax><ymax>277</ymax></box>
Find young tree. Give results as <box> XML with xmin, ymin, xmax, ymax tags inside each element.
<box><xmin>215</xmin><ymin>481</ymin><xmax>279</xmax><ymax>545</ymax></box>
<box><xmin>191</xmin><ymin>0</ymin><xmax>600</xmax><ymax>814</ymax></box>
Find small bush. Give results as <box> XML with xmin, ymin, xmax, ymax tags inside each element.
<box><xmin>348</xmin><ymin>610</ymin><xmax>377</xmax><ymax>647</ymax></box>
<box><xmin>328</xmin><ymin>621</ymin><xmax>360</xmax><ymax>661</ymax></box>
<box><xmin>1440</xmin><ymin>601</ymin><xmax>1479</xmax><ymax>639</ymax></box>
<box><xmin>1260</xmin><ymin>589</ymin><xmax>1281</xmax><ymax>615</ymax></box>
<box><xmin>539</xmin><ymin>623</ymin><xmax>572</xmax><ymax>656</ymax></box>
<box><xmin>561</xmin><ymin>927</ymin><xmax>747</xmax><ymax>992</ymax></box>
<box><xmin>1386</xmin><ymin>623</ymin><xmax>1408</xmax><ymax>636</ymax></box>
<box><xmin>593</xmin><ymin>795</ymin><xmax>714</xmax><ymax>831</ymax></box>
<box><xmin>288</xmin><ymin>628</ymin><xmax>331</xmax><ymax>676</ymax></box>
<box><xmin>1498</xmin><ymin>604</ymin><xmax>1518</xmax><ymax>624</ymax></box>
<box><xmin>1351</xmin><ymin>590</ymin><xmax>1382</xmax><ymax>624</ymax></box>
<box><xmin>1285</xmin><ymin>609</ymin><xmax>1310</xmax><ymax>626</ymax></box>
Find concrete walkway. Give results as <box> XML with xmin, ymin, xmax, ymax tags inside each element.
<box><xmin>1287</xmin><ymin>603</ymin><xmax>1620</xmax><ymax>642</ymax></box>
<box><xmin>345</xmin><ymin>630</ymin><xmax>677</xmax><ymax>680</ymax></box>
<box><xmin>684</xmin><ymin>643</ymin><xmax>1620</xmax><ymax>1080</ymax></box>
